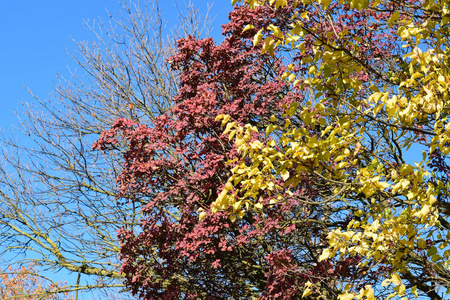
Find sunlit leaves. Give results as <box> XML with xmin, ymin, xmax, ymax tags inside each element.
<box><xmin>222</xmin><ymin>0</ymin><xmax>450</xmax><ymax>298</ymax></box>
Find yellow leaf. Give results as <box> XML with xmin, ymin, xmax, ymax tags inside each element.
<box><xmin>388</xmin><ymin>11</ymin><xmax>400</xmax><ymax>23</ymax></box>
<box><xmin>309</xmin><ymin>65</ymin><xmax>317</xmax><ymax>74</ymax></box>
<box><xmin>261</xmin><ymin>36</ymin><xmax>275</xmax><ymax>55</ymax></box>
<box><xmin>411</xmin><ymin>285</ymin><xmax>418</xmax><ymax>297</ymax></box>
<box><xmin>300</xmin><ymin>11</ymin><xmax>309</xmax><ymax>20</ymax></box>
<box><xmin>287</xmin><ymin>102</ymin><xmax>299</xmax><ymax>116</ymax></box>
<box><xmin>337</xmin><ymin>161</ymin><xmax>347</xmax><ymax>169</ymax></box>
<box><xmin>242</xmin><ymin>24</ymin><xmax>255</xmax><ymax>33</ymax></box>
<box><xmin>386</xmin><ymin>293</ymin><xmax>397</xmax><ymax>300</ymax></box>
<box><xmin>354</xmin><ymin>209</ymin><xmax>364</xmax><ymax>217</ymax></box>
<box><xmin>338</xmin><ymin>293</ymin><xmax>356</xmax><ymax>300</ymax></box>
<box><xmin>373</xmin><ymin>103</ymin><xmax>384</xmax><ymax>115</ymax></box>
<box><xmin>288</xmin><ymin>73</ymin><xmax>296</xmax><ymax>82</ymax></box>
<box><xmin>318</xmin><ymin>248</ymin><xmax>331</xmax><ymax>261</ymax></box>
<box><xmin>429</xmin><ymin>195</ymin><xmax>437</xmax><ymax>205</ymax></box>
<box><xmin>253</xmin><ymin>28</ymin><xmax>264</xmax><ymax>46</ymax></box>
<box><xmin>321</xmin><ymin>0</ymin><xmax>332</xmax><ymax>9</ymax></box>
<box><xmin>381</xmin><ymin>278</ymin><xmax>391</xmax><ymax>287</ymax></box>
<box><xmin>223</xmin><ymin>121</ymin><xmax>236</xmax><ymax>134</ymax></box>
<box><xmin>229</xmin><ymin>129</ymin><xmax>236</xmax><ymax>141</ymax></box>
<box><xmin>224</xmin><ymin>182</ymin><xmax>233</xmax><ymax>191</ymax></box>
<box><xmin>397</xmin><ymin>26</ymin><xmax>409</xmax><ymax>39</ymax></box>
<box><xmin>365</xmin><ymin>286</ymin><xmax>375</xmax><ymax>300</ymax></box>
<box><xmin>232</xmin><ymin>200</ymin><xmax>242</xmax><ymax>212</ymax></box>
<box><xmin>399</xmin><ymin>164</ymin><xmax>414</xmax><ymax>176</ymax></box>
<box><xmin>267</xmin><ymin>24</ymin><xmax>283</xmax><ymax>38</ymax></box>
<box><xmin>321</xmin><ymin>125</ymin><xmax>333</xmax><ymax>137</ymax></box>
<box><xmin>302</xmin><ymin>288</ymin><xmax>312</xmax><ymax>298</ymax></box>
<box><xmin>266</xmin><ymin>124</ymin><xmax>277</xmax><ymax>135</ymax></box>
<box><xmin>398</xmin><ymin>283</ymin><xmax>406</xmax><ymax>296</ymax></box>
<box><xmin>280</xmin><ymin>169</ymin><xmax>289</xmax><ymax>181</ymax></box>
<box><xmin>391</xmin><ymin>273</ymin><xmax>401</xmax><ymax>286</ymax></box>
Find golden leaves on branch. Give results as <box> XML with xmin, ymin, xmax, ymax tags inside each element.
<box><xmin>222</xmin><ymin>0</ymin><xmax>450</xmax><ymax>298</ymax></box>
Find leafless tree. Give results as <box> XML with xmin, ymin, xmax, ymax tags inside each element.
<box><xmin>0</xmin><ymin>1</ymin><xmax>212</xmax><ymax>298</ymax></box>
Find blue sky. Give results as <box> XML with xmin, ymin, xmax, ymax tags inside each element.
<box><xmin>0</xmin><ymin>0</ymin><xmax>232</xmax><ymax>134</ymax></box>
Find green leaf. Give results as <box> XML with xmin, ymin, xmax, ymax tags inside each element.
<box><xmin>427</xmin><ymin>246</ymin><xmax>438</xmax><ymax>256</ymax></box>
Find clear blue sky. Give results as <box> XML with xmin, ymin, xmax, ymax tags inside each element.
<box><xmin>0</xmin><ymin>0</ymin><xmax>232</xmax><ymax>134</ymax></box>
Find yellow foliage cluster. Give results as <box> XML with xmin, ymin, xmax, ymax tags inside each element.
<box><xmin>209</xmin><ymin>0</ymin><xmax>450</xmax><ymax>298</ymax></box>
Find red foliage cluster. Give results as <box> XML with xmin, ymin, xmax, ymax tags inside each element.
<box><xmin>93</xmin><ymin>5</ymin><xmax>304</xmax><ymax>298</ymax></box>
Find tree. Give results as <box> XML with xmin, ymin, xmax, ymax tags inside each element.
<box><xmin>0</xmin><ymin>264</ymin><xmax>74</xmax><ymax>300</ymax></box>
<box><xmin>98</xmin><ymin>0</ymin><xmax>450</xmax><ymax>299</ymax></box>
<box><xmin>213</xmin><ymin>0</ymin><xmax>450</xmax><ymax>299</ymax></box>
<box><xmin>0</xmin><ymin>0</ymin><xmax>211</xmax><ymax>298</ymax></box>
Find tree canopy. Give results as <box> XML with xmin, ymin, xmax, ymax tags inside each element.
<box><xmin>217</xmin><ymin>0</ymin><xmax>450</xmax><ymax>299</ymax></box>
<box><xmin>95</xmin><ymin>0</ymin><xmax>450</xmax><ymax>299</ymax></box>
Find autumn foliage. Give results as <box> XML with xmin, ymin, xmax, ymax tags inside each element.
<box><xmin>94</xmin><ymin>5</ymin><xmax>305</xmax><ymax>298</ymax></box>
<box><xmin>96</xmin><ymin>0</ymin><xmax>450</xmax><ymax>299</ymax></box>
<box><xmin>0</xmin><ymin>264</ymin><xmax>73</xmax><ymax>300</ymax></box>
